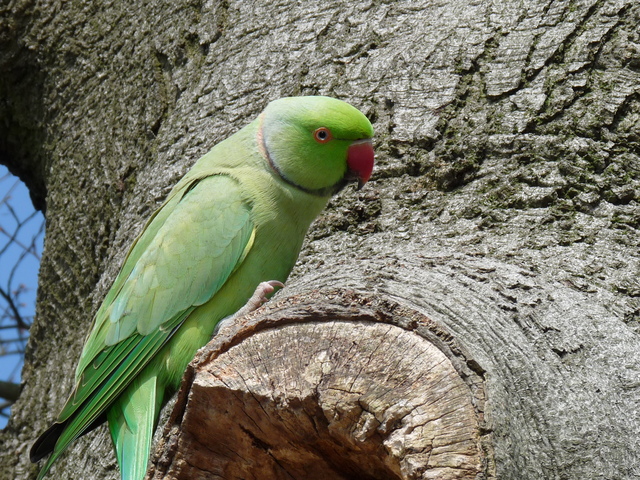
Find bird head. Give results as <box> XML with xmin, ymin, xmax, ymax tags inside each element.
<box><xmin>258</xmin><ymin>96</ymin><xmax>374</xmax><ymax>196</ymax></box>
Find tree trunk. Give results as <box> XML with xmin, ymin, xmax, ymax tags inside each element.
<box><xmin>1</xmin><ymin>1</ymin><xmax>638</xmax><ymax>480</ymax></box>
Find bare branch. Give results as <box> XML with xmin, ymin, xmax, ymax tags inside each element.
<box><xmin>0</xmin><ymin>170</ymin><xmax>44</xmax><ymax>420</ymax></box>
<box><xmin>0</xmin><ymin>381</ymin><xmax>22</xmax><ymax>403</ymax></box>
<box><xmin>0</xmin><ymin>286</ymin><xmax>29</xmax><ymax>331</ymax></box>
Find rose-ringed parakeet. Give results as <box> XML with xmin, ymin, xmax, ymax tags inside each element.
<box><xmin>30</xmin><ymin>96</ymin><xmax>374</xmax><ymax>480</ymax></box>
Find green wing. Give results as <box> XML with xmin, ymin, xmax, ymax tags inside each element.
<box><xmin>32</xmin><ymin>174</ymin><xmax>255</xmax><ymax>470</ymax></box>
<box><xmin>67</xmin><ymin>172</ymin><xmax>254</xmax><ymax>418</ymax></box>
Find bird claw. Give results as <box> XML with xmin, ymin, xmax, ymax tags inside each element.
<box><xmin>246</xmin><ymin>280</ymin><xmax>285</xmax><ymax>310</ymax></box>
<box><xmin>213</xmin><ymin>280</ymin><xmax>285</xmax><ymax>336</ymax></box>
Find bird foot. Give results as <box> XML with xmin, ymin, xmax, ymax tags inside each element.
<box><xmin>213</xmin><ymin>281</ymin><xmax>284</xmax><ymax>336</ymax></box>
<box><xmin>241</xmin><ymin>280</ymin><xmax>285</xmax><ymax>314</ymax></box>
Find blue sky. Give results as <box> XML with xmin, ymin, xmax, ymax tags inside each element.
<box><xmin>0</xmin><ymin>165</ymin><xmax>44</xmax><ymax>428</ymax></box>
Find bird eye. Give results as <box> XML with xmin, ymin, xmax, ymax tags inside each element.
<box><xmin>314</xmin><ymin>127</ymin><xmax>332</xmax><ymax>143</ymax></box>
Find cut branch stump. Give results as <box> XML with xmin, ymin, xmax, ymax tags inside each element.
<box><xmin>148</xmin><ymin>290</ymin><xmax>492</xmax><ymax>480</ymax></box>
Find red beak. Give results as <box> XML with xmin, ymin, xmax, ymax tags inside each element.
<box><xmin>347</xmin><ymin>139</ymin><xmax>375</xmax><ymax>189</ymax></box>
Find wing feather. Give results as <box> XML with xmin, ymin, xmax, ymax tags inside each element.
<box><xmin>56</xmin><ymin>174</ymin><xmax>254</xmax><ymax>429</ymax></box>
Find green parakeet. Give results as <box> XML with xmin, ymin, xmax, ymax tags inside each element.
<box><xmin>30</xmin><ymin>96</ymin><xmax>375</xmax><ymax>480</ymax></box>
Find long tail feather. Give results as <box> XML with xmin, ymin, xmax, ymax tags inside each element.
<box><xmin>108</xmin><ymin>372</ymin><xmax>163</xmax><ymax>480</ymax></box>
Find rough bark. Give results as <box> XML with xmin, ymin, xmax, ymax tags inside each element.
<box><xmin>1</xmin><ymin>0</ymin><xmax>639</xmax><ymax>480</ymax></box>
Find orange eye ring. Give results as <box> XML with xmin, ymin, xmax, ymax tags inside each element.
<box><xmin>313</xmin><ymin>127</ymin><xmax>332</xmax><ymax>143</ymax></box>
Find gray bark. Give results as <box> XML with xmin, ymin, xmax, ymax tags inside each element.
<box><xmin>1</xmin><ymin>0</ymin><xmax>639</xmax><ymax>479</ymax></box>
